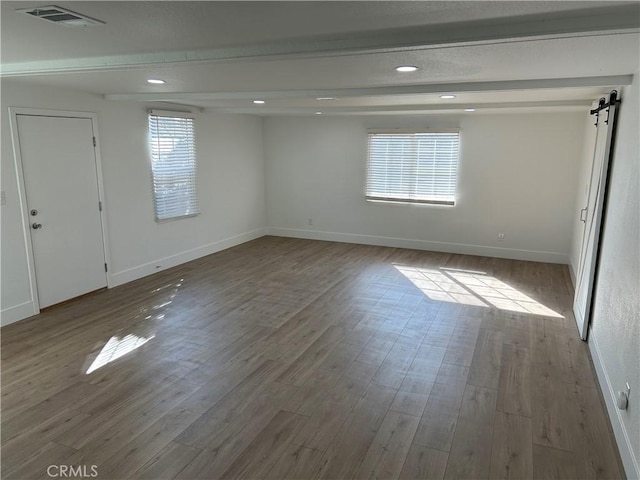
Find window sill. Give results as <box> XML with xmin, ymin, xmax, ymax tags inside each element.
<box><xmin>365</xmin><ymin>198</ymin><xmax>455</xmax><ymax>207</ymax></box>
<box><xmin>155</xmin><ymin>213</ymin><xmax>199</xmax><ymax>223</ymax></box>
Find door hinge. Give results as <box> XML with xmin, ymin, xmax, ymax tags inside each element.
<box><xmin>93</xmin><ymin>137</ymin><xmax>97</xmax><ymax>147</ymax></box>
<box><xmin>98</xmin><ymin>201</ymin><xmax>103</xmax><ymax>212</ymax></box>
<box><xmin>104</xmin><ymin>263</ymin><xmax>108</xmax><ymax>272</ymax></box>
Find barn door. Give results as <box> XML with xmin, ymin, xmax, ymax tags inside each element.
<box><xmin>573</xmin><ymin>91</ymin><xmax>620</xmax><ymax>340</ymax></box>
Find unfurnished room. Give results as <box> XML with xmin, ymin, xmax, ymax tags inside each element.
<box><xmin>1</xmin><ymin>2</ymin><xmax>639</xmax><ymax>479</ymax></box>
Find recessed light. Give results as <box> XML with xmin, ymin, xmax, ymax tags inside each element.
<box><xmin>395</xmin><ymin>65</ymin><xmax>419</xmax><ymax>72</ymax></box>
<box><xmin>316</xmin><ymin>97</ymin><xmax>335</xmax><ymax>101</ymax></box>
<box><xmin>147</xmin><ymin>79</ymin><xmax>165</xmax><ymax>85</ymax></box>
<box><xmin>253</xmin><ymin>100</ymin><xmax>266</xmax><ymax>104</ymax></box>
<box><xmin>440</xmin><ymin>95</ymin><xmax>456</xmax><ymax>99</ymax></box>
<box><xmin>465</xmin><ymin>108</ymin><xmax>476</xmax><ymax>112</ymax></box>
<box><xmin>315</xmin><ymin>112</ymin><xmax>323</xmax><ymax>115</ymax></box>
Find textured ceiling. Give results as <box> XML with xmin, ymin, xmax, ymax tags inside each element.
<box><xmin>1</xmin><ymin>1</ymin><xmax>630</xmax><ymax>63</ymax></box>
<box><xmin>1</xmin><ymin>1</ymin><xmax>639</xmax><ymax>115</ymax></box>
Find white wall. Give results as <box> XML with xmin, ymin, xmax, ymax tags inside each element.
<box><xmin>587</xmin><ymin>73</ymin><xmax>640</xmax><ymax>479</ymax></box>
<box><xmin>1</xmin><ymin>80</ymin><xmax>267</xmax><ymax>325</ymax></box>
<box><xmin>264</xmin><ymin>112</ymin><xmax>585</xmax><ymax>263</ymax></box>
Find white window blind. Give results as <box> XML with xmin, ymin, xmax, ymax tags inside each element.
<box><xmin>148</xmin><ymin>110</ymin><xmax>199</xmax><ymax>221</ymax></box>
<box><xmin>366</xmin><ymin>131</ymin><xmax>460</xmax><ymax>205</ymax></box>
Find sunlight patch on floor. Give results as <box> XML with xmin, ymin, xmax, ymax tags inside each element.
<box><xmin>85</xmin><ymin>333</ymin><xmax>155</xmax><ymax>374</ymax></box>
<box><xmin>395</xmin><ymin>265</ymin><xmax>563</xmax><ymax>318</ymax></box>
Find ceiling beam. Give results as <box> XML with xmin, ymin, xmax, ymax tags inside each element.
<box><xmin>2</xmin><ymin>4</ymin><xmax>638</xmax><ymax>77</ymax></box>
<box><xmin>205</xmin><ymin>100</ymin><xmax>593</xmax><ymax>115</ymax></box>
<box><xmin>103</xmin><ymin>76</ymin><xmax>632</xmax><ymax>103</ymax></box>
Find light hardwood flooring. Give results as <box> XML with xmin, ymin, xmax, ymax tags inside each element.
<box><xmin>1</xmin><ymin>236</ymin><xmax>625</xmax><ymax>479</ymax></box>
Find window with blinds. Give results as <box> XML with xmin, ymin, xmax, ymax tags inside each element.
<box><xmin>366</xmin><ymin>130</ymin><xmax>460</xmax><ymax>205</ymax></box>
<box><xmin>148</xmin><ymin>110</ymin><xmax>199</xmax><ymax>221</ymax></box>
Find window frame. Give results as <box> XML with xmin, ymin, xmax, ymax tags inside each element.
<box><xmin>147</xmin><ymin>109</ymin><xmax>200</xmax><ymax>222</ymax></box>
<box><xmin>365</xmin><ymin>128</ymin><xmax>460</xmax><ymax>207</ymax></box>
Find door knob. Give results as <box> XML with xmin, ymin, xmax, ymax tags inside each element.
<box><xmin>32</xmin><ymin>223</ymin><xmax>42</xmax><ymax>230</ymax></box>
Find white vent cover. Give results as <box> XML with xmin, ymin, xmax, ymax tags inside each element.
<box><xmin>16</xmin><ymin>5</ymin><xmax>105</xmax><ymax>27</ymax></box>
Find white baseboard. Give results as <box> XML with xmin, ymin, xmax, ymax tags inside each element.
<box><xmin>1</xmin><ymin>301</ymin><xmax>37</xmax><ymax>327</ymax></box>
<box><xmin>267</xmin><ymin>227</ymin><xmax>569</xmax><ymax>264</ymax></box>
<box><xmin>589</xmin><ymin>329</ymin><xmax>639</xmax><ymax>480</ymax></box>
<box><xmin>568</xmin><ymin>259</ymin><xmax>577</xmax><ymax>288</ymax></box>
<box><xmin>109</xmin><ymin>228</ymin><xmax>267</xmax><ymax>287</ymax></box>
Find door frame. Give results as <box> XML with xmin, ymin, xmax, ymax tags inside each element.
<box><xmin>8</xmin><ymin>107</ymin><xmax>112</xmax><ymax>315</ymax></box>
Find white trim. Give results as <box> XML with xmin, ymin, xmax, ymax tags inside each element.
<box><xmin>568</xmin><ymin>258</ymin><xmax>578</xmax><ymax>289</ymax></box>
<box><xmin>89</xmin><ymin>119</ymin><xmax>114</xmax><ymax>288</ymax></box>
<box><xmin>8</xmin><ymin>107</ymin><xmax>112</xmax><ymax>308</ymax></box>
<box><xmin>110</xmin><ymin>228</ymin><xmax>267</xmax><ymax>286</ymax></box>
<box><xmin>0</xmin><ymin>301</ymin><xmax>37</xmax><ymax>327</ymax></box>
<box><xmin>266</xmin><ymin>227</ymin><xmax>569</xmax><ymax>264</ymax></box>
<box><xmin>8</xmin><ymin>108</ymin><xmax>41</xmax><ymax>314</ymax></box>
<box><xmin>9</xmin><ymin>107</ymin><xmax>100</xmax><ymax>119</ymax></box>
<box><xmin>368</xmin><ymin>128</ymin><xmax>460</xmax><ymax>134</ymax></box>
<box><xmin>589</xmin><ymin>329</ymin><xmax>639</xmax><ymax>480</ymax></box>
<box><xmin>148</xmin><ymin>109</ymin><xmax>194</xmax><ymax>118</ymax></box>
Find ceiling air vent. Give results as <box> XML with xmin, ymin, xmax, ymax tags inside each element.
<box><xmin>17</xmin><ymin>5</ymin><xmax>105</xmax><ymax>27</ymax></box>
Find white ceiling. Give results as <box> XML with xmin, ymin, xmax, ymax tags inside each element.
<box><xmin>1</xmin><ymin>1</ymin><xmax>639</xmax><ymax>115</ymax></box>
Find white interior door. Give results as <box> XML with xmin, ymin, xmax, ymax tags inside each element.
<box><xmin>573</xmin><ymin>94</ymin><xmax>618</xmax><ymax>339</ymax></box>
<box><xmin>17</xmin><ymin>114</ymin><xmax>107</xmax><ymax>308</ymax></box>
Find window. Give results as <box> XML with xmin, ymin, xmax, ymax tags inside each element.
<box><xmin>366</xmin><ymin>130</ymin><xmax>460</xmax><ymax>205</ymax></box>
<box><xmin>148</xmin><ymin>110</ymin><xmax>199</xmax><ymax>221</ymax></box>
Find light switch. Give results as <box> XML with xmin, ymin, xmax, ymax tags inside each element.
<box><xmin>0</xmin><ymin>191</ymin><xmax>5</xmax><ymax>205</ymax></box>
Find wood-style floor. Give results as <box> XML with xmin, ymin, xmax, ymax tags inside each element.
<box><xmin>1</xmin><ymin>236</ymin><xmax>624</xmax><ymax>480</ymax></box>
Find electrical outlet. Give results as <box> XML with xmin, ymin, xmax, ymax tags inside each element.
<box><xmin>617</xmin><ymin>382</ymin><xmax>631</xmax><ymax>410</ymax></box>
<box><xmin>0</xmin><ymin>191</ymin><xmax>5</xmax><ymax>205</ymax></box>
<box><xmin>308</xmin><ymin>218</ymin><xmax>313</xmax><ymax>226</ymax></box>
<box><xmin>498</xmin><ymin>233</ymin><xmax>505</xmax><ymax>240</ymax></box>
